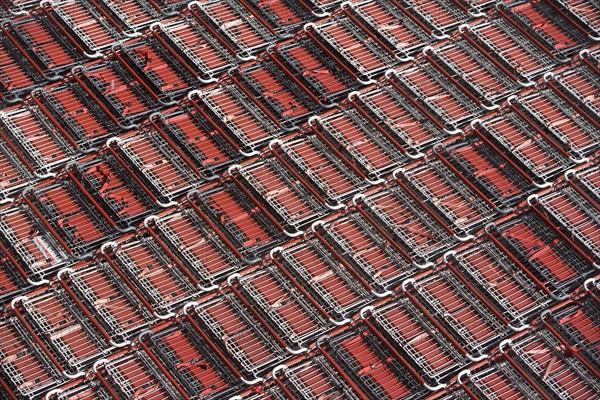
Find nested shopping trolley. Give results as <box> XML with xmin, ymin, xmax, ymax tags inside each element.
<box><xmin>359</xmin><ymin>186</ymin><xmax>457</xmax><ymax>264</ymax></box>
<box><xmin>387</xmin><ymin>63</ymin><xmax>482</xmax><ymax>133</ymax></box>
<box><xmin>58</xmin><ymin>262</ymin><xmax>156</xmax><ymax>346</ymax></box>
<box><xmin>105</xmin><ymin>132</ymin><xmax>203</xmax><ymax>208</ymax></box>
<box><xmin>308</xmin><ymin>110</ymin><xmax>407</xmax><ymax>182</ymax></box>
<box><xmin>188</xmin><ymin>83</ymin><xmax>282</xmax><ymax>156</ymax></box>
<box><xmin>270</xmin><ymin>355</ymin><xmax>362</xmax><ymax>400</ymax></box>
<box><xmin>317</xmin><ymin>325</ymin><xmax>430</xmax><ymax>398</ymax></box>
<box><xmin>229</xmin><ymin>160</ymin><xmax>328</xmax><ymax>236</ymax></box>
<box><xmin>304</xmin><ymin>16</ymin><xmax>399</xmax><ymax>85</ymax></box>
<box><xmin>147</xmin><ymin>108</ymin><xmax>239</xmax><ymax>180</ymax></box>
<box><xmin>184</xmin><ymin>294</ymin><xmax>289</xmax><ymax>381</ymax></box>
<box><xmin>101</xmin><ymin>238</ymin><xmax>201</xmax><ymax>319</ymax></box>
<box><xmin>318</xmin><ymin>211</ymin><xmax>417</xmax><ymax>293</ymax></box>
<box><xmin>434</xmin><ymin>137</ymin><xmax>534</xmax><ymax>211</ymax></box>
<box><xmin>31</xmin><ymin>82</ymin><xmax>123</xmax><ymax>152</ymax></box>
<box><xmin>344</xmin><ymin>0</ymin><xmax>431</xmax><ymax>59</ymax></box>
<box><xmin>40</xmin><ymin>0</ymin><xmax>123</xmax><ymax>58</ymax></box>
<box><xmin>274</xmin><ymin>240</ymin><xmax>374</xmax><ymax>323</ymax></box>
<box><xmin>349</xmin><ymin>85</ymin><xmax>447</xmax><ymax>155</ymax></box>
<box><xmin>271</xmin><ymin>135</ymin><xmax>368</xmax><ymax>208</ymax></box>
<box><xmin>0</xmin><ymin>314</ymin><xmax>65</xmax><ymax>400</ymax></box>
<box><xmin>499</xmin><ymin>330</ymin><xmax>600</xmax><ymax>399</ymax></box>
<box><xmin>139</xmin><ymin>324</ymin><xmax>242</xmax><ymax>399</ymax></box>
<box><xmin>146</xmin><ymin>204</ymin><xmax>245</xmax><ymax>289</ymax></box>
<box><xmin>150</xmin><ymin>18</ymin><xmax>236</xmax><ymax>83</ymax></box>
<box><xmin>0</xmin><ymin>203</ymin><xmax>69</xmax><ymax>284</ymax></box>
<box><xmin>187</xmin><ymin>0</ymin><xmax>277</xmax><ymax>61</ymax></box>
<box><xmin>0</xmin><ymin>104</ymin><xmax>77</xmax><ymax>178</ymax></box>
<box><xmin>8</xmin><ymin>290</ymin><xmax>115</xmax><ymax>378</ymax></box>
<box><xmin>188</xmin><ymin>183</ymin><xmax>284</xmax><ymax>261</ymax></box>
<box><xmin>233</xmin><ymin>266</ymin><xmax>331</xmax><ymax>350</ymax></box>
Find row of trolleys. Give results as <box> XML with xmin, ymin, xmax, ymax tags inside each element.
<box><xmin>0</xmin><ymin>160</ymin><xmax>598</xmax><ymax>398</ymax></box>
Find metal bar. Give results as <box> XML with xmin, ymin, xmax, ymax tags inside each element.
<box><xmin>0</xmin><ymin>236</ymin><xmax>31</xmax><ymax>281</ymax></box>
<box><xmin>229</xmin><ymin>283</ymin><xmax>288</xmax><ymax>348</ymax></box>
<box><xmin>188</xmin><ymin>4</ymin><xmax>238</xmax><ymax>57</ymax></box>
<box><xmin>273</xmin><ymin>374</ymin><xmax>296</xmax><ymax>400</ymax></box>
<box><xmin>144</xmin><ymin>0</ymin><xmax>164</xmax><ymax>15</ymax></box>
<box><xmin>150</xmin><ymin>27</ymin><xmax>199</xmax><ymax>79</ymax></box>
<box><xmin>341</xmin><ymin>6</ymin><xmax>396</xmax><ymax>57</ymax></box>
<box><xmin>587</xmin><ymin>286</ymin><xmax>600</xmax><ymax>305</ymax></box>
<box><xmin>386</xmin><ymin>75</ymin><xmax>446</xmax><ymax>131</ymax></box>
<box><xmin>236</xmin><ymin>0</ymin><xmax>276</xmax><ymax>35</ymax></box>
<box><xmin>57</xmin><ymin>277</ymin><xmax>112</xmax><ymax>343</ymax></box>
<box><xmin>393</xmin><ymin>177</ymin><xmax>456</xmax><ymax>237</ymax></box>
<box><xmin>404</xmin><ymin>288</ymin><xmax>469</xmax><ymax>355</ymax></box>
<box><xmin>138</xmin><ymin>339</ymin><xmax>192</xmax><ymax>400</ymax></box>
<box><xmin>424</xmin><ymin>51</ymin><xmax>483</xmax><ymax>106</ymax></box>
<box><xmin>112</xmin><ymin>46</ymin><xmax>161</xmax><ymax>102</ymax></box>
<box><xmin>187</xmin><ymin>94</ymin><xmax>241</xmax><ymax>152</ymax></box>
<box><xmin>1</xmin><ymin>25</ymin><xmax>46</xmax><ymax>78</ymax></box>
<box><xmin>293</xmin><ymin>0</ymin><xmax>314</xmax><ymax>14</ymax></box>
<box><xmin>186</xmin><ymin>193</ymin><xmax>245</xmax><ymax>259</ymax></box>
<box><xmin>496</xmin><ymin>6</ymin><xmax>556</xmax><ymax>60</ymax></box>
<box><xmin>500</xmin><ymin>351</ymin><xmax>553</xmax><ymax>400</ymax></box>
<box><xmin>86</xmin><ymin>0</ymin><xmax>124</xmax><ymax>33</ymax></box>
<box><xmin>266</xmin><ymin>49</ymin><xmax>322</xmax><ymax>104</ymax></box>
<box><xmin>434</xmin><ymin>152</ymin><xmax>497</xmax><ymax>209</ymax></box>
<box><xmin>304</xmin><ymin>25</ymin><xmax>359</xmax><ymax>80</ymax></box>
<box><xmin>40</xmin><ymin>4</ymin><xmax>87</xmax><ymax>55</ymax></box>
<box><xmin>348</xmin><ymin>98</ymin><xmax>407</xmax><ymax>154</ymax></box>
<box><xmin>447</xmin><ymin>0</ymin><xmax>469</xmax><ymax>13</ymax></box>
<box><xmin>0</xmin><ymin>0</ymin><xmax>11</xmax><ymax>11</ymax></box>
<box><xmin>581</xmin><ymin>54</ymin><xmax>600</xmax><ymax>78</ymax></box>
<box><xmin>545</xmin><ymin>78</ymin><xmax>600</xmax><ymax>132</ymax></box>
<box><xmin>0</xmin><ymin>375</ymin><xmax>18</xmax><ymax>400</ymax></box>
<box><xmin>106</xmin><ymin>142</ymin><xmax>159</xmax><ymax>203</ymax></box>
<box><xmin>567</xmin><ymin>178</ymin><xmax>600</xmax><ymax>212</ymax></box>
<box><xmin>95</xmin><ymin>369</ymin><xmax>121</xmax><ymax>399</ymax></box>
<box><xmin>542</xmin><ymin>0</ymin><xmax>589</xmax><ymax>36</ymax></box>
<box><xmin>363</xmin><ymin>317</ymin><xmax>426</xmax><ymax>384</ymax></box>
<box><xmin>71</xmin><ymin>70</ymin><xmax>123</xmax><ymax>127</ymax></box>
<box><xmin>459</xmin><ymin>378</ymin><xmax>482</xmax><ymax>400</ymax></box>
<box><xmin>387</xmin><ymin>0</ymin><xmax>432</xmax><ymax>34</ymax></box>
<box><xmin>542</xmin><ymin>319</ymin><xmax>600</xmax><ymax>380</ymax></box>
<box><xmin>0</xmin><ymin>122</ymin><xmax>37</xmax><ymax>174</ymax></box>
<box><xmin>30</xmin><ymin>93</ymin><xmax>79</xmax><ymax>149</ymax></box>
<box><xmin>229</xmin><ymin>173</ymin><xmax>286</xmax><ymax>232</ymax></box>
<box><xmin>270</xmin><ymin>145</ymin><xmax>328</xmax><ymax>205</ymax></box>
<box><xmin>460</xmin><ymin>32</ymin><xmax>521</xmax><ymax>83</ymax></box>
<box><xmin>470</xmin><ymin>126</ymin><xmax>534</xmax><ymax>184</ymax></box>
<box><xmin>509</xmin><ymin>103</ymin><xmax>571</xmax><ymax>158</ymax></box>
